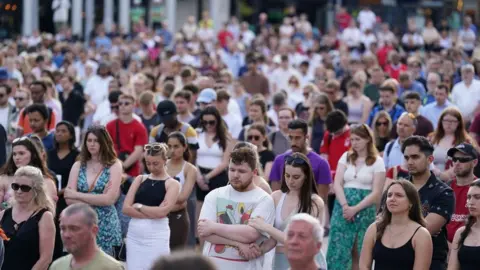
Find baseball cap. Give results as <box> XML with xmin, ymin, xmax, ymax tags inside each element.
<box><xmin>156</xmin><ymin>100</ymin><xmax>177</xmax><ymax>122</ymax></box>
<box><xmin>0</xmin><ymin>68</ymin><xmax>9</xmax><ymax>80</ymax></box>
<box><xmin>197</xmin><ymin>88</ymin><xmax>217</xmax><ymax>103</ymax></box>
<box><xmin>447</xmin><ymin>143</ymin><xmax>478</xmax><ymax>159</ymax></box>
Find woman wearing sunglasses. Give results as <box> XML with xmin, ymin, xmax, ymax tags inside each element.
<box><xmin>165</xmin><ymin>132</ymin><xmax>197</xmax><ymax>249</ymax></box>
<box><xmin>246</xmin><ymin>124</ymin><xmax>275</xmax><ymax>180</ymax></box>
<box><xmin>448</xmin><ymin>179</ymin><xmax>480</xmax><ymax>270</ymax></box>
<box><xmin>0</xmin><ymin>136</ymin><xmax>58</xmax><ymax>209</ymax></box>
<box><xmin>122</xmin><ymin>143</ymin><xmax>180</xmax><ymax>270</ymax></box>
<box><xmin>371</xmin><ymin>111</ymin><xmax>393</xmax><ymax>154</ymax></box>
<box><xmin>195</xmin><ymin>107</ymin><xmax>232</xmax><ymax>228</ymax></box>
<box><xmin>0</xmin><ymin>166</ymin><xmax>56</xmax><ymax>270</ymax></box>
<box><xmin>248</xmin><ymin>152</ymin><xmax>325</xmax><ymax>269</ymax></box>
<box><xmin>64</xmin><ymin>125</ymin><xmax>122</xmax><ymax>255</ymax></box>
<box><xmin>327</xmin><ymin>124</ymin><xmax>386</xmax><ymax>270</ymax></box>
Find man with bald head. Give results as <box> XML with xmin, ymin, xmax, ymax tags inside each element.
<box><xmin>384</xmin><ymin>112</ymin><xmax>417</xmax><ymax>169</ymax></box>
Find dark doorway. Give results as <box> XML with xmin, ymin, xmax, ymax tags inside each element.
<box><xmin>39</xmin><ymin>0</ymin><xmax>55</xmax><ymax>33</ymax></box>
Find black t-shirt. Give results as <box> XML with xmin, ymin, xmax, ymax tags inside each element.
<box><xmin>59</xmin><ymin>91</ymin><xmax>85</xmax><ymax>126</ymax></box>
<box><xmin>333</xmin><ymin>99</ymin><xmax>349</xmax><ymax>116</ymax></box>
<box><xmin>259</xmin><ymin>150</ymin><xmax>275</xmax><ymax>170</ymax></box>
<box><xmin>47</xmin><ymin>149</ymin><xmax>80</xmax><ymax>190</ymax></box>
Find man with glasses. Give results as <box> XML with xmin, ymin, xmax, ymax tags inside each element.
<box><xmin>446</xmin><ymin>143</ymin><xmax>478</xmax><ymax>243</ymax></box>
<box><xmin>106</xmin><ymin>94</ymin><xmax>148</xmax><ymax>177</ymax></box>
<box><xmin>269</xmin><ymin>119</ymin><xmax>331</xmax><ymax>203</ymax></box>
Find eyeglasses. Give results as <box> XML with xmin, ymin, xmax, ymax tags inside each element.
<box><xmin>247</xmin><ymin>135</ymin><xmax>260</xmax><ymax>141</ymax></box>
<box><xmin>376</xmin><ymin>121</ymin><xmax>389</xmax><ymax>127</ymax></box>
<box><xmin>442</xmin><ymin>119</ymin><xmax>458</xmax><ymax>125</ymax></box>
<box><xmin>12</xmin><ymin>137</ymin><xmax>28</xmax><ymax>144</ymax></box>
<box><xmin>118</xmin><ymin>101</ymin><xmax>131</xmax><ymax>106</ymax></box>
<box><xmin>11</xmin><ymin>183</ymin><xmax>33</xmax><ymax>192</ymax></box>
<box><xmin>144</xmin><ymin>144</ymin><xmax>162</xmax><ymax>151</ymax></box>
<box><xmin>14</xmin><ymin>97</ymin><xmax>25</xmax><ymax>101</ymax></box>
<box><xmin>285</xmin><ymin>155</ymin><xmax>307</xmax><ymax>165</ymax></box>
<box><xmin>451</xmin><ymin>156</ymin><xmax>475</xmax><ymax>163</ymax></box>
<box><xmin>201</xmin><ymin>120</ymin><xmax>216</xmax><ymax>126</ymax></box>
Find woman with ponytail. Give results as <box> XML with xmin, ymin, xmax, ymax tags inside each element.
<box><xmin>122</xmin><ymin>142</ymin><xmax>180</xmax><ymax>270</ymax></box>
<box><xmin>448</xmin><ymin>179</ymin><xmax>480</xmax><ymax>270</ymax></box>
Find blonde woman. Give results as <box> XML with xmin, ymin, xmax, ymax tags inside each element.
<box><xmin>370</xmin><ymin>111</ymin><xmax>393</xmax><ymax>154</ymax></box>
<box><xmin>309</xmin><ymin>93</ymin><xmax>334</xmax><ymax>153</ymax></box>
<box><xmin>0</xmin><ymin>166</ymin><xmax>56</xmax><ymax>270</ymax></box>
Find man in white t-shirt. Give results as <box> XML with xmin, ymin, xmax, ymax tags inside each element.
<box><xmin>198</xmin><ymin>146</ymin><xmax>275</xmax><ymax>270</ymax></box>
<box><xmin>357</xmin><ymin>7</ymin><xmax>377</xmax><ymax>32</ymax></box>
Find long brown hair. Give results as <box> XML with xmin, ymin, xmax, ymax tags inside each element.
<box><xmin>309</xmin><ymin>93</ymin><xmax>333</xmax><ymax>125</ymax></box>
<box><xmin>280</xmin><ymin>153</ymin><xmax>320</xmax><ymax>216</ymax></box>
<box><xmin>1</xmin><ymin>137</ymin><xmax>51</xmax><ymax>178</ymax></box>
<box><xmin>376</xmin><ymin>180</ymin><xmax>426</xmax><ymax>240</ymax></box>
<box><xmin>347</xmin><ymin>124</ymin><xmax>378</xmax><ymax>166</ymax></box>
<box><xmin>457</xmin><ymin>180</ymin><xmax>480</xmax><ymax>248</ymax></box>
<box><xmin>79</xmin><ymin>125</ymin><xmax>117</xmax><ymax>167</ymax></box>
<box><xmin>431</xmin><ymin>108</ymin><xmax>475</xmax><ymax>146</ymax></box>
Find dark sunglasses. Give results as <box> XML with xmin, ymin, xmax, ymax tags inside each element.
<box><xmin>285</xmin><ymin>155</ymin><xmax>307</xmax><ymax>165</ymax></box>
<box><xmin>247</xmin><ymin>135</ymin><xmax>260</xmax><ymax>141</ymax></box>
<box><xmin>202</xmin><ymin>120</ymin><xmax>216</xmax><ymax>126</ymax></box>
<box><xmin>14</xmin><ymin>97</ymin><xmax>25</xmax><ymax>101</ymax></box>
<box><xmin>11</xmin><ymin>183</ymin><xmax>33</xmax><ymax>192</ymax></box>
<box><xmin>118</xmin><ymin>101</ymin><xmax>131</xmax><ymax>106</ymax></box>
<box><xmin>376</xmin><ymin>121</ymin><xmax>389</xmax><ymax>127</ymax></box>
<box><xmin>451</xmin><ymin>156</ymin><xmax>475</xmax><ymax>163</ymax></box>
<box><xmin>144</xmin><ymin>144</ymin><xmax>162</xmax><ymax>151</ymax></box>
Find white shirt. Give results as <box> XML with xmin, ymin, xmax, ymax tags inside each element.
<box><xmin>84</xmin><ymin>75</ymin><xmax>112</xmax><ymax>106</ymax></box>
<box><xmin>339</xmin><ymin>152</ymin><xmax>385</xmax><ymax>190</ymax></box>
<box><xmin>377</xmin><ymin>30</ymin><xmax>396</xmax><ymax>46</ymax></box>
<box><xmin>361</xmin><ymin>32</ymin><xmax>377</xmax><ymax>49</ymax></box>
<box><xmin>401</xmin><ymin>33</ymin><xmax>424</xmax><ymax>46</ymax></box>
<box><xmin>459</xmin><ymin>28</ymin><xmax>476</xmax><ymax>50</ymax></box>
<box><xmin>241</xmin><ymin>30</ymin><xmax>256</xmax><ymax>48</ymax></box>
<box><xmin>357</xmin><ymin>10</ymin><xmax>377</xmax><ymax>32</ymax></box>
<box><xmin>52</xmin><ymin>0</ymin><xmax>70</xmax><ymax>23</ymax></box>
<box><xmin>200</xmin><ymin>185</ymin><xmax>275</xmax><ymax>270</ymax></box>
<box><xmin>222</xmin><ymin>111</ymin><xmax>242</xmax><ymax>139</ymax></box>
<box><xmin>0</xmin><ymin>106</ymin><xmax>9</xmax><ymax>132</ymax></box>
<box><xmin>451</xmin><ymin>79</ymin><xmax>480</xmax><ymax>118</ymax></box>
<box><xmin>270</xmin><ymin>67</ymin><xmax>301</xmax><ymax>93</ymax></box>
<box><xmin>342</xmin><ymin>27</ymin><xmax>362</xmax><ymax>47</ymax></box>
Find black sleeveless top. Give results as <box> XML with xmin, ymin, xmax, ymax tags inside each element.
<box><xmin>133</xmin><ymin>178</ymin><xmax>167</xmax><ymax>206</ymax></box>
<box><xmin>373</xmin><ymin>226</ymin><xmax>422</xmax><ymax>270</ymax></box>
<box><xmin>1</xmin><ymin>208</ymin><xmax>48</xmax><ymax>270</ymax></box>
<box><xmin>458</xmin><ymin>244</ymin><xmax>480</xmax><ymax>270</ymax></box>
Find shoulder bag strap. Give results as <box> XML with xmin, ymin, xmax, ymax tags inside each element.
<box><xmin>88</xmin><ymin>168</ymin><xmax>104</xmax><ymax>193</ymax></box>
<box><xmin>115</xmin><ymin>119</ymin><xmax>121</xmax><ymax>151</ymax></box>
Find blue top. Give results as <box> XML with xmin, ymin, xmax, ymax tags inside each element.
<box><xmin>367</xmin><ymin>104</ymin><xmax>405</xmax><ymax>126</ymax></box>
<box><xmin>420</xmin><ymin>101</ymin><xmax>455</xmax><ymax>128</ymax></box>
<box><xmin>27</xmin><ymin>132</ymin><xmax>55</xmax><ymax>152</ymax></box>
<box><xmin>398</xmin><ymin>81</ymin><xmax>427</xmax><ymax>99</ymax></box>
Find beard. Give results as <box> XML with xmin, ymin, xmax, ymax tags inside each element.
<box><xmin>230</xmin><ymin>178</ymin><xmax>253</xmax><ymax>192</ymax></box>
<box><xmin>455</xmin><ymin>168</ymin><xmax>472</xmax><ymax>178</ymax></box>
<box><xmin>409</xmin><ymin>166</ymin><xmax>429</xmax><ymax>177</ymax></box>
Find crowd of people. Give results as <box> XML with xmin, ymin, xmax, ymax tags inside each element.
<box><xmin>0</xmin><ymin>4</ymin><xmax>480</xmax><ymax>270</ymax></box>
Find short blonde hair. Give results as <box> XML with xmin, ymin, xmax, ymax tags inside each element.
<box><xmin>14</xmin><ymin>166</ymin><xmax>55</xmax><ymax>215</ymax></box>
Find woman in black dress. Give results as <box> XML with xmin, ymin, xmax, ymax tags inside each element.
<box><xmin>448</xmin><ymin>179</ymin><xmax>480</xmax><ymax>270</ymax></box>
<box><xmin>0</xmin><ymin>165</ymin><xmax>56</xmax><ymax>270</ymax></box>
<box><xmin>47</xmin><ymin>121</ymin><xmax>79</xmax><ymax>215</ymax></box>
<box><xmin>246</xmin><ymin>123</ymin><xmax>275</xmax><ymax>179</ymax></box>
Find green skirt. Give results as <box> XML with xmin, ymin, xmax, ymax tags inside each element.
<box><xmin>326</xmin><ymin>188</ymin><xmax>376</xmax><ymax>270</ymax></box>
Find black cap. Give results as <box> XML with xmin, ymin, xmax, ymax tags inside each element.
<box><xmin>156</xmin><ymin>100</ymin><xmax>177</xmax><ymax>122</ymax></box>
<box><xmin>447</xmin><ymin>143</ymin><xmax>478</xmax><ymax>159</ymax></box>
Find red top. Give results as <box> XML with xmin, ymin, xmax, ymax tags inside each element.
<box><xmin>217</xmin><ymin>30</ymin><xmax>234</xmax><ymax>48</ymax></box>
<box><xmin>384</xmin><ymin>63</ymin><xmax>408</xmax><ymax>80</ymax></box>
<box><xmin>446</xmin><ymin>179</ymin><xmax>470</xmax><ymax>242</ymax></box>
<box><xmin>18</xmin><ymin>108</ymin><xmax>57</xmax><ymax>135</ymax></box>
<box><xmin>106</xmin><ymin>118</ymin><xmax>148</xmax><ymax>177</ymax></box>
<box><xmin>320</xmin><ymin>128</ymin><xmax>351</xmax><ymax>179</ymax></box>
<box><xmin>336</xmin><ymin>13</ymin><xmax>352</xmax><ymax>31</ymax></box>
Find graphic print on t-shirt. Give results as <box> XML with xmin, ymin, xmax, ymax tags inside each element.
<box><xmin>208</xmin><ymin>198</ymin><xmax>257</xmax><ymax>261</ymax></box>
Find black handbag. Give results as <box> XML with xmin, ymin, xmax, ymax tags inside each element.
<box><xmin>112</xmin><ymin>239</ymin><xmax>127</xmax><ymax>262</ymax></box>
<box><xmin>116</xmin><ymin>120</ymin><xmax>133</xmax><ymax>171</ymax></box>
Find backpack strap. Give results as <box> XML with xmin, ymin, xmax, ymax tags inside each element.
<box><xmin>385</xmin><ymin>141</ymin><xmax>394</xmax><ymax>158</ymax></box>
<box><xmin>154</xmin><ymin>123</ymin><xmax>165</xmax><ymax>142</ymax></box>
<box><xmin>271</xmin><ymin>132</ymin><xmax>277</xmax><ymax>146</ymax></box>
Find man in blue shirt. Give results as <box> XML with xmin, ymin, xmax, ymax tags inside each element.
<box><xmin>398</xmin><ymin>71</ymin><xmax>426</xmax><ymax>100</ymax></box>
<box><xmin>367</xmin><ymin>85</ymin><xmax>405</xmax><ymax>126</ymax></box>
<box><xmin>420</xmin><ymin>84</ymin><xmax>455</xmax><ymax>128</ymax></box>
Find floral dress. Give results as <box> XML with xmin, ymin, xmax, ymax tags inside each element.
<box><xmin>77</xmin><ymin>165</ymin><xmax>122</xmax><ymax>255</ymax></box>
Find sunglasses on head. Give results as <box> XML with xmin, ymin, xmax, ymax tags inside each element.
<box><xmin>451</xmin><ymin>156</ymin><xmax>475</xmax><ymax>163</ymax></box>
<box><xmin>144</xmin><ymin>144</ymin><xmax>162</xmax><ymax>151</ymax></box>
<box><xmin>376</xmin><ymin>121</ymin><xmax>389</xmax><ymax>127</ymax></box>
<box><xmin>12</xmin><ymin>137</ymin><xmax>29</xmax><ymax>144</ymax></box>
<box><xmin>247</xmin><ymin>135</ymin><xmax>260</xmax><ymax>141</ymax></box>
<box><xmin>285</xmin><ymin>155</ymin><xmax>307</xmax><ymax>166</ymax></box>
<box><xmin>11</xmin><ymin>183</ymin><xmax>33</xmax><ymax>192</ymax></box>
<box><xmin>202</xmin><ymin>120</ymin><xmax>216</xmax><ymax>126</ymax></box>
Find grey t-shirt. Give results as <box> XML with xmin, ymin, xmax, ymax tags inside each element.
<box><xmin>268</xmin><ymin>131</ymin><xmax>290</xmax><ymax>156</ymax></box>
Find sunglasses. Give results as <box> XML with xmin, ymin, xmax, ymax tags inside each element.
<box><xmin>451</xmin><ymin>156</ymin><xmax>475</xmax><ymax>163</ymax></box>
<box><xmin>285</xmin><ymin>155</ymin><xmax>307</xmax><ymax>165</ymax></box>
<box><xmin>118</xmin><ymin>102</ymin><xmax>131</xmax><ymax>106</ymax></box>
<box><xmin>376</xmin><ymin>121</ymin><xmax>389</xmax><ymax>127</ymax></box>
<box><xmin>14</xmin><ymin>97</ymin><xmax>25</xmax><ymax>101</ymax></box>
<box><xmin>11</xmin><ymin>183</ymin><xmax>33</xmax><ymax>192</ymax></box>
<box><xmin>202</xmin><ymin>120</ymin><xmax>216</xmax><ymax>126</ymax></box>
<box><xmin>144</xmin><ymin>144</ymin><xmax>162</xmax><ymax>151</ymax></box>
<box><xmin>12</xmin><ymin>137</ymin><xmax>29</xmax><ymax>144</ymax></box>
<box><xmin>247</xmin><ymin>135</ymin><xmax>260</xmax><ymax>141</ymax></box>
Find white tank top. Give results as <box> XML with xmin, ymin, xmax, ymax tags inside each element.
<box><xmin>197</xmin><ymin>132</ymin><xmax>223</xmax><ymax>169</ymax></box>
<box><xmin>274</xmin><ymin>193</ymin><xmax>296</xmax><ymax>247</ymax></box>
<box><xmin>174</xmin><ymin>161</ymin><xmax>187</xmax><ymax>187</ymax></box>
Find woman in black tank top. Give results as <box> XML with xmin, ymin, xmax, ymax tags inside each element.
<box><xmin>447</xmin><ymin>180</ymin><xmax>480</xmax><ymax>270</ymax></box>
<box><xmin>360</xmin><ymin>180</ymin><xmax>433</xmax><ymax>270</ymax></box>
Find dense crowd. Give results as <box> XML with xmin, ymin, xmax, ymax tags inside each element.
<box><xmin>0</xmin><ymin>4</ymin><xmax>479</xmax><ymax>270</ymax></box>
